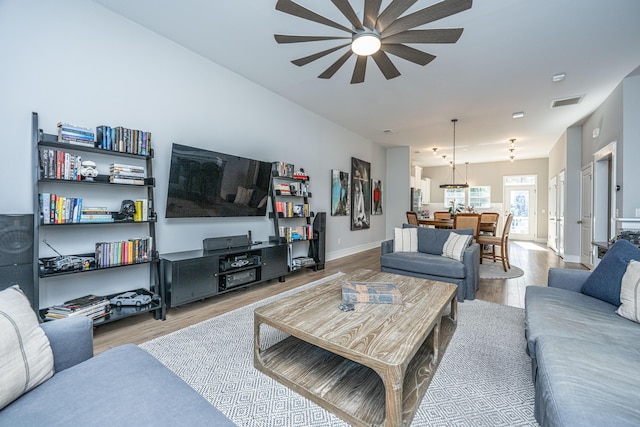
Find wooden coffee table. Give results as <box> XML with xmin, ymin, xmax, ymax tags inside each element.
<box><xmin>253</xmin><ymin>270</ymin><xmax>457</xmax><ymax>427</ymax></box>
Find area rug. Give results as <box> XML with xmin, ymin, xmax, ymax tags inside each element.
<box><xmin>141</xmin><ymin>272</ymin><xmax>536</xmax><ymax>426</ymax></box>
<box><xmin>479</xmin><ymin>263</ymin><xmax>524</xmax><ymax>279</ymax></box>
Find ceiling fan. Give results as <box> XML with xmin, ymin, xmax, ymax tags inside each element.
<box><xmin>274</xmin><ymin>0</ymin><xmax>472</xmax><ymax>84</ymax></box>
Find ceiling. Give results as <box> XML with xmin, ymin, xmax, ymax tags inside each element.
<box><xmin>92</xmin><ymin>0</ymin><xmax>640</xmax><ymax>167</ymax></box>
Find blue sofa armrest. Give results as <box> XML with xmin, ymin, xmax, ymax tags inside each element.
<box><xmin>462</xmin><ymin>243</ymin><xmax>480</xmax><ymax>300</ymax></box>
<box><xmin>381</xmin><ymin>239</ymin><xmax>394</xmax><ymax>256</ymax></box>
<box><xmin>40</xmin><ymin>316</ymin><xmax>94</xmax><ymax>373</ymax></box>
<box><xmin>547</xmin><ymin>268</ymin><xmax>591</xmax><ymax>293</ymax></box>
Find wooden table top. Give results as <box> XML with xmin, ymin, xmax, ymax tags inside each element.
<box><xmin>418</xmin><ymin>217</ymin><xmax>497</xmax><ymax>229</ymax></box>
<box><xmin>254</xmin><ymin>269</ymin><xmax>457</xmax><ymax>367</ymax></box>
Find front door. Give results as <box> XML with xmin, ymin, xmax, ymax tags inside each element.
<box><xmin>505</xmin><ymin>186</ymin><xmax>536</xmax><ymax>240</ymax></box>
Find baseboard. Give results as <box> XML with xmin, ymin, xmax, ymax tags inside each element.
<box><xmin>562</xmin><ymin>254</ymin><xmax>581</xmax><ymax>263</ymax></box>
<box><xmin>326</xmin><ymin>241</ymin><xmax>381</xmax><ymax>262</ymax></box>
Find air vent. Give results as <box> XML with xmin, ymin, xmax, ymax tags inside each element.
<box><xmin>551</xmin><ymin>95</ymin><xmax>583</xmax><ymax>108</ymax></box>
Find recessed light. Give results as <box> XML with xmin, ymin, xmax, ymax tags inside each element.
<box><xmin>512</xmin><ymin>112</ymin><xmax>525</xmax><ymax>119</ymax></box>
<box><xmin>552</xmin><ymin>72</ymin><xmax>566</xmax><ymax>83</ymax></box>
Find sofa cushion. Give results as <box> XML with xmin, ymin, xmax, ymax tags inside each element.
<box><xmin>394</xmin><ymin>227</ymin><xmax>418</xmax><ymax>252</ymax></box>
<box><xmin>442</xmin><ymin>232</ymin><xmax>472</xmax><ymax>261</ymax></box>
<box><xmin>0</xmin><ymin>286</ymin><xmax>54</xmax><ymax>410</ymax></box>
<box><xmin>380</xmin><ymin>252</ymin><xmax>466</xmax><ymax>279</ymax></box>
<box><xmin>0</xmin><ymin>344</ymin><xmax>236</xmax><ymax>426</ymax></box>
<box><xmin>402</xmin><ymin>225</ymin><xmax>473</xmax><ymax>255</ymax></box>
<box><xmin>525</xmin><ymin>285</ymin><xmax>640</xmax><ymax>360</ymax></box>
<box><xmin>534</xmin><ymin>335</ymin><xmax>640</xmax><ymax>427</ymax></box>
<box><xmin>581</xmin><ymin>239</ymin><xmax>640</xmax><ymax>306</ymax></box>
<box><xmin>617</xmin><ymin>259</ymin><xmax>640</xmax><ymax>323</ymax></box>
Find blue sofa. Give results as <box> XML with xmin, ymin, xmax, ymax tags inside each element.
<box><xmin>380</xmin><ymin>225</ymin><xmax>480</xmax><ymax>301</ymax></box>
<box><xmin>525</xmin><ymin>253</ymin><xmax>640</xmax><ymax>426</ymax></box>
<box><xmin>0</xmin><ymin>315</ymin><xmax>236</xmax><ymax>426</ymax></box>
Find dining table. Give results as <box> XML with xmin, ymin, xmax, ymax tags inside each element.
<box><xmin>418</xmin><ymin>217</ymin><xmax>497</xmax><ymax>233</ymax></box>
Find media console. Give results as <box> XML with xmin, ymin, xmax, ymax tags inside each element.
<box><xmin>160</xmin><ymin>242</ymin><xmax>288</xmax><ymax>308</ymax></box>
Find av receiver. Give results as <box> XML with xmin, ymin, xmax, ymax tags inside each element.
<box><xmin>221</xmin><ymin>269</ymin><xmax>256</xmax><ymax>290</ymax></box>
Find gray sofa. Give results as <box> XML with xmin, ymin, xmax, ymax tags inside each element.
<box><xmin>380</xmin><ymin>225</ymin><xmax>480</xmax><ymax>301</ymax></box>
<box><xmin>525</xmin><ymin>266</ymin><xmax>640</xmax><ymax>426</ymax></box>
<box><xmin>0</xmin><ymin>315</ymin><xmax>236</xmax><ymax>426</ymax></box>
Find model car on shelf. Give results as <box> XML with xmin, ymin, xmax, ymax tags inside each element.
<box><xmin>110</xmin><ymin>291</ymin><xmax>152</xmax><ymax>307</ymax></box>
<box><xmin>43</xmin><ymin>255</ymin><xmax>95</xmax><ymax>272</ymax></box>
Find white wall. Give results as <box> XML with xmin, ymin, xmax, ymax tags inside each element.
<box><xmin>0</xmin><ymin>0</ymin><xmax>387</xmax><ymax>307</ymax></box>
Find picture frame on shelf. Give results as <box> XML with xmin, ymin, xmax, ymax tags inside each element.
<box><xmin>350</xmin><ymin>157</ymin><xmax>371</xmax><ymax>230</ymax></box>
<box><xmin>331</xmin><ymin>169</ymin><xmax>350</xmax><ymax>216</ymax></box>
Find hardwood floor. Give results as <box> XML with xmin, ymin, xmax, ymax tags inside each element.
<box><xmin>93</xmin><ymin>241</ymin><xmax>585</xmax><ymax>354</ymax></box>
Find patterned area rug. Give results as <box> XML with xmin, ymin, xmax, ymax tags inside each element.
<box><xmin>479</xmin><ymin>263</ymin><xmax>525</xmax><ymax>279</ymax></box>
<box><xmin>140</xmin><ymin>272</ymin><xmax>537</xmax><ymax>426</ymax></box>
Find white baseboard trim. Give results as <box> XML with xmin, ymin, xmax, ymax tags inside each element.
<box><xmin>326</xmin><ymin>241</ymin><xmax>382</xmax><ymax>262</ymax></box>
<box><xmin>562</xmin><ymin>254</ymin><xmax>581</xmax><ymax>263</ymax></box>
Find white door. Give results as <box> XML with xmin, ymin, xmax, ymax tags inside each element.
<box><xmin>580</xmin><ymin>164</ymin><xmax>594</xmax><ymax>268</ymax></box>
<box><xmin>548</xmin><ymin>176</ymin><xmax>557</xmax><ymax>251</ymax></box>
<box><xmin>558</xmin><ymin>171</ymin><xmax>566</xmax><ymax>258</ymax></box>
<box><xmin>505</xmin><ymin>186</ymin><xmax>536</xmax><ymax>240</ymax></box>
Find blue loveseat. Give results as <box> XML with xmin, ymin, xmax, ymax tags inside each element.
<box><xmin>0</xmin><ymin>314</ymin><xmax>236</xmax><ymax>426</ymax></box>
<box><xmin>525</xmin><ymin>240</ymin><xmax>640</xmax><ymax>426</ymax></box>
<box><xmin>380</xmin><ymin>225</ymin><xmax>480</xmax><ymax>301</ymax></box>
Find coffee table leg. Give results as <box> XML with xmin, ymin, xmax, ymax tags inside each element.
<box><xmin>253</xmin><ymin>317</ymin><xmax>263</xmax><ymax>367</ymax></box>
<box><xmin>381</xmin><ymin>367</ymin><xmax>404</xmax><ymax>427</ymax></box>
<box><xmin>433</xmin><ymin>319</ymin><xmax>441</xmax><ymax>363</ymax></box>
<box><xmin>450</xmin><ymin>297</ymin><xmax>458</xmax><ymax>323</ymax></box>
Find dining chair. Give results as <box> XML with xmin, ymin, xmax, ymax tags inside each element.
<box><xmin>453</xmin><ymin>213</ymin><xmax>482</xmax><ymax>241</ymax></box>
<box><xmin>477</xmin><ymin>213</ymin><xmax>514</xmax><ymax>272</ymax></box>
<box><xmin>406</xmin><ymin>211</ymin><xmax>420</xmax><ymax>226</ymax></box>
<box><xmin>433</xmin><ymin>211</ymin><xmax>451</xmax><ymax>221</ymax></box>
<box><xmin>479</xmin><ymin>212</ymin><xmax>500</xmax><ymax>236</ymax></box>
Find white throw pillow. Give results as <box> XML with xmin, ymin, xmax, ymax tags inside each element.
<box><xmin>442</xmin><ymin>232</ymin><xmax>472</xmax><ymax>261</ymax></box>
<box><xmin>617</xmin><ymin>259</ymin><xmax>640</xmax><ymax>323</ymax></box>
<box><xmin>0</xmin><ymin>285</ymin><xmax>55</xmax><ymax>410</ymax></box>
<box><xmin>394</xmin><ymin>227</ymin><xmax>418</xmax><ymax>253</ymax></box>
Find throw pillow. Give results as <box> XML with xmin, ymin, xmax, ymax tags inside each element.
<box><xmin>617</xmin><ymin>260</ymin><xmax>640</xmax><ymax>323</ymax></box>
<box><xmin>581</xmin><ymin>239</ymin><xmax>640</xmax><ymax>306</ymax></box>
<box><xmin>442</xmin><ymin>232</ymin><xmax>472</xmax><ymax>261</ymax></box>
<box><xmin>394</xmin><ymin>227</ymin><xmax>418</xmax><ymax>253</ymax></box>
<box><xmin>0</xmin><ymin>285</ymin><xmax>55</xmax><ymax>410</ymax></box>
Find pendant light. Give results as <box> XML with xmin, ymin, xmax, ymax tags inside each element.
<box><xmin>440</xmin><ymin>119</ymin><xmax>469</xmax><ymax>189</ymax></box>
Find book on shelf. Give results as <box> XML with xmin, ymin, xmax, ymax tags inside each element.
<box><xmin>45</xmin><ymin>293</ymin><xmax>111</xmax><ymax>320</ymax></box>
<box><xmin>341</xmin><ymin>282</ymin><xmax>403</xmax><ymax>305</ymax></box>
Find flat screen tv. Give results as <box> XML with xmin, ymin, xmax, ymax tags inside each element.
<box><xmin>165</xmin><ymin>143</ymin><xmax>272</xmax><ymax>218</ymax></box>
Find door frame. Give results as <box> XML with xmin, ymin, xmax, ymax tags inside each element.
<box><xmin>503</xmin><ymin>175</ymin><xmax>538</xmax><ymax>241</ymax></box>
<box><xmin>580</xmin><ymin>163</ymin><xmax>594</xmax><ymax>268</ymax></box>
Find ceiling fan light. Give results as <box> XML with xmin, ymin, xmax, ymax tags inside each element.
<box><xmin>352</xmin><ymin>30</ymin><xmax>381</xmax><ymax>56</ymax></box>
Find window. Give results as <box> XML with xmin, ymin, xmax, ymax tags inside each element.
<box><xmin>444</xmin><ymin>188</ymin><xmax>466</xmax><ymax>209</ymax></box>
<box><xmin>505</xmin><ymin>176</ymin><xmax>536</xmax><ymax>186</ymax></box>
<box><xmin>469</xmin><ymin>186</ymin><xmax>491</xmax><ymax>208</ymax></box>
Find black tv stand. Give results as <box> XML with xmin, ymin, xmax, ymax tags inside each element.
<box><xmin>160</xmin><ymin>241</ymin><xmax>288</xmax><ymax>308</ymax></box>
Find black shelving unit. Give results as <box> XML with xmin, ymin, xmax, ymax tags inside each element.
<box><xmin>269</xmin><ymin>167</ymin><xmax>324</xmax><ymax>272</ymax></box>
<box><xmin>32</xmin><ymin>112</ymin><xmax>164</xmax><ymax>323</ymax></box>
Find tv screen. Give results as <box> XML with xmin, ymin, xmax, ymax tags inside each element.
<box><xmin>165</xmin><ymin>143</ymin><xmax>272</xmax><ymax>218</ymax></box>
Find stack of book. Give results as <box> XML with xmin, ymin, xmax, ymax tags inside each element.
<box><xmin>39</xmin><ymin>148</ymin><xmax>82</xmax><ymax>181</ymax></box>
<box><xmin>45</xmin><ymin>294</ymin><xmax>111</xmax><ymax>320</ymax></box>
<box><xmin>39</xmin><ymin>193</ymin><xmax>83</xmax><ymax>224</ymax></box>
<box><xmin>57</xmin><ymin>122</ymin><xmax>95</xmax><ymax>147</ymax></box>
<box><xmin>80</xmin><ymin>207</ymin><xmax>114</xmax><ymax>223</ymax></box>
<box><xmin>109</xmin><ymin>163</ymin><xmax>145</xmax><ymax>185</ymax></box>
<box><xmin>278</xmin><ymin>225</ymin><xmax>313</xmax><ymax>242</ymax></box>
<box><xmin>273</xmin><ymin>162</ymin><xmax>294</xmax><ymax>178</ymax></box>
<box><xmin>96</xmin><ymin>125</ymin><xmax>151</xmax><ymax>155</ymax></box>
<box><xmin>94</xmin><ymin>236</ymin><xmax>153</xmax><ymax>268</ymax></box>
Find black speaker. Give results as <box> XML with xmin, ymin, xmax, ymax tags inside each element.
<box><xmin>309</xmin><ymin>212</ymin><xmax>326</xmax><ymax>270</ymax></box>
<box><xmin>0</xmin><ymin>214</ymin><xmax>35</xmax><ymax>307</ymax></box>
<box><xmin>0</xmin><ymin>214</ymin><xmax>33</xmax><ymax>267</ymax></box>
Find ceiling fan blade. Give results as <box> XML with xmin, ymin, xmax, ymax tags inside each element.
<box><xmin>382</xmin><ymin>0</ymin><xmax>472</xmax><ymax>38</ymax></box>
<box><xmin>351</xmin><ymin>55</ymin><xmax>368</xmax><ymax>84</ymax></box>
<box><xmin>276</xmin><ymin>0</ymin><xmax>353</xmax><ymax>34</ymax></box>
<box><xmin>382</xmin><ymin>28</ymin><xmax>464</xmax><ymax>44</ymax></box>
<box><xmin>330</xmin><ymin>0</ymin><xmax>364</xmax><ymax>30</ymax></box>
<box><xmin>371</xmin><ymin>51</ymin><xmax>401</xmax><ymax>80</ymax></box>
<box><xmin>375</xmin><ymin>0</ymin><xmax>417</xmax><ymax>33</ymax></box>
<box><xmin>275</xmin><ymin>34</ymin><xmax>351</xmax><ymax>44</ymax></box>
<box><xmin>318</xmin><ymin>50</ymin><xmax>353</xmax><ymax>79</ymax></box>
<box><xmin>292</xmin><ymin>43</ymin><xmax>351</xmax><ymax>66</ymax></box>
<box><xmin>363</xmin><ymin>0</ymin><xmax>382</xmax><ymax>29</ymax></box>
<box><xmin>381</xmin><ymin>44</ymin><xmax>436</xmax><ymax>66</ymax></box>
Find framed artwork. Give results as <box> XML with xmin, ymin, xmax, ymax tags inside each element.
<box><xmin>371</xmin><ymin>178</ymin><xmax>383</xmax><ymax>215</ymax></box>
<box><xmin>350</xmin><ymin>157</ymin><xmax>371</xmax><ymax>230</ymax></box>
<box><xmin>331</xmin><ymin>170</ymin><xmax>350</xmax><ymax>216</ymax></box>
